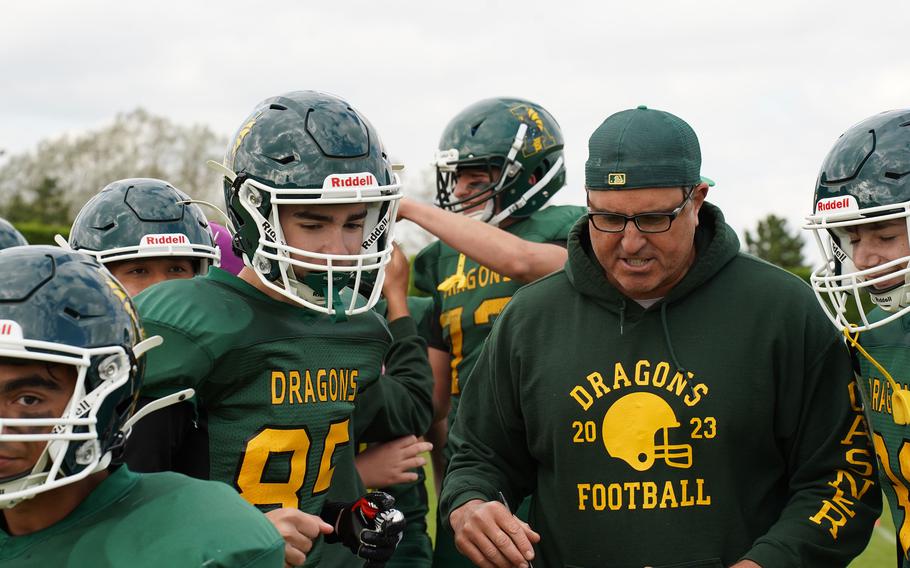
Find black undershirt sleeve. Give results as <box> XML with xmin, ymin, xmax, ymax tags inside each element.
<box><xmin>121</xmin><ymin>398</ymin><xmax>210</xmax><ymax>479</ymax></box>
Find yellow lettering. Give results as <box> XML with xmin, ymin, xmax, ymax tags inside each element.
<box><xmin>809</xmin><ymin>500</ymin><xmax>849</xmax><ymax>539</ymax></box>
<box><xmin>288</xmin><ymin>371</ymin><xmax>302</xmax><ymax>404</ymax></box>
<box><xmin>570</xmin><ymin>386</ymin><xmax>594</xmax><ymax>411</ymax></box>
<box><xmin>634</xmin><ymin>360</ymin><xmax>650</xmax><ymax>386</ymax></box>
<box><xmin>608</xmin><ymin>483</ymin><xmax>622</xmax><ymax>510</ymax></box>
<box><xmin>695</xmin><ymin>478</ymin><xmax>711</xmax><ymax>505</ymax></box>
<box><xmin>577</xmin><ymin>483</ymin><xmax>590</xmax><ymax>510</ymax></box>
<box><xmin>613</xmin><ymin>362</ymin><xmax>631</xmax><ymax>389</ymax></box>
<box><xmin>478</xmin><ymin>266</ymin><xmax>489</xmax><ymax>287</ymax></box>
<box><xmin>847</xmin><ymin>381</ymin><xmax>863</xmax><ymax>412</ymax></box>
<box><xmin>667</xmin><ymin>371</ymin><xmax>690</xmax><ymax>397</ymax></box>
<box><xmin>586</xmin><ymin>371</ymin><xmax>610</xmax><ymax>398</ymax></box>
<box><xmin>679</xmin><ymin>479</ymin><xmax>694</xmax><ymax>506</ymax></box>
<box><xmin>271</xmin><ymin>371</ymin><xmax>286</xmax><ymax>405</ymax></box>
<box><xmin>846</xmin><ymin>448</ymin><xmax>875</xmax><ymax>478</ymax></box>
<box><xmin>317</xmin><ymin>369</ymin><xmax>327</xmax><ymax>400</ymax></box>
<box><xmin>329</xmin><ymin>369</ymin><xmax>338</xmax><ymax>400</ymax></box>
<box><xmin>623</xmin><ymin>482</ymin><xmax>639</xmax><ymax>509</ymax></box>
<box><xmin>684</xmin><ymin>383</ymin><xmax>708</xmax><ymax>407</ymax></box>
<box><xmin>652</xmin><ymin>362</ymin><xmax>670</xmax><ymax>387</ymax></box>
<box><xmin>642</xmin><ymin>482</ymin><xmax>658</xmax><ymax>509</ymax></box>
<box><xmin>350</xmin><ymin>369</ymin><xmax>358</xmax><ymax>400</ymax></box>
<box><xmin>304</xmin><ymin>370</ymin><xmax>315</xmax><ymax>402</ymax></box>
<box><xmin>660</xmin><ymin>480</ymin><xmax>678</xmax><ymax>508</ymax></box>
<box><xmin>840</xmin><ymin>414</ymin><xmax>870</xmax><ymax>446</ymax></box>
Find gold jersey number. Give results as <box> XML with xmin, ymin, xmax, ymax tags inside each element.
<box><xmin>236</xmin><ymin>419</ymin><xmax>350</xmax><ymax>509</ymax></box>
<box><xmin>440</xmin><ymin>297</ymin><xmax>512</xmax><ymax>395</ymax></box>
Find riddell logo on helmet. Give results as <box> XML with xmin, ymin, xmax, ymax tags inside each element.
<box><xmin>816</xmin><ymin>196</ymin><xmax>858</xmax><ymax>213</ymax></box>
<box><xmin>0</xmin><ymin>320</ymin><xmax>24</xmax><ymax>341</ymax></box>
<box><xmin>323</xmin><ymin>173</ymin><xmax>377</xmax><ymax>190</ymax></box>
<box><xmin>140</xmin><ymin>234</ymin><xmax>189</xmax><ymax>246</ymax></box>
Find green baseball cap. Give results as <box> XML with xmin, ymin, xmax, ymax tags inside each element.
<box><xmin>585</xmin><ymin>105</ymin><xmax>715</xmax><ymax>190</ymax></box>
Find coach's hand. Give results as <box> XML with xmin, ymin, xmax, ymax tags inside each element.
<box><xmin>449</xmin><ymin>499</ymin><xmax>539</xmax><ymax>568</ymax></box>
<box><xmin>264</xmin><ymin>508</ymin><xmax>333</xmax><ymax>568</ymax></box>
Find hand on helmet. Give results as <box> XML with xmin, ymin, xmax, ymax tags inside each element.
<box><xmin>320</xmin><ymin>491</ymin><xmax>406</xmax><ymax>564</ymax></box>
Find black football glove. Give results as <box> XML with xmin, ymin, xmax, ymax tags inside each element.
<box><xmin>321</xmin><ymin>491</ymin><xmax>406</xmax><ymax>565</ymax></box>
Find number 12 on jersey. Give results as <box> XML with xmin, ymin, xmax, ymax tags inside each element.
<box><xmin>440</xmin><ymin>296</ymin><xmax>511</xmax><ymax>395</ymax></box>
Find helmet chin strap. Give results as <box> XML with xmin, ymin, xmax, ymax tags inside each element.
<box><xmin>466</xmin><ymin>200</ymin><xmax>495</xmax><ymax>223</ymax></box>
<box><xmin>288</xmin><ymin>270</ymin><xmax>351</xmax><ymax>322</ymax></box>
<box><xmin>870</xmin><ymin>282</ymin><xmax>910</xmax><ymax>313</ymax></box>
<box><xmin>487</xmin><ymin>155</ymin><xmax>564</xmax><ymax>227</ymax></box>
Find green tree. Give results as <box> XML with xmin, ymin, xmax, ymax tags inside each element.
<box><xmin>2</xmin><ymin>176</ymin><xmax>71</xmax><ymax>225</ymax></box>
<box><xmin>744</xmin><ymin>214</ymin><xmax>806</xmax><ymax>269</ymax></box>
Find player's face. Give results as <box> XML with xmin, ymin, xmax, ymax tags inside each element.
<box><xmin>0</xmin><ymin>361</ymin><xmax>76</xmax><ymax>480</ymax></box>
<box><xmin>587</xmin><ymin>185</ymin><xmax>707</xmax><ymax>300</ymax></box>
<box><xmin>843</xmin><ymin>219</ymin><xmax>910</xmax><ymax>290</ymax></box>
<box><xmin>278</xmin><ymin>203</ymin><xmax>367</xmax><ymax>274</ymax></box>
<box><xmin>453</xmin><ymin>167</ymin><xmax>501</xmax><ymax>214</ymax></box>
<box><xmin>107</xmin><ymin>257</ymin><xmax>195</xmax><ymax>297</ymax></box>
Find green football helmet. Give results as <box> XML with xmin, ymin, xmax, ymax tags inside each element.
<box><xmin>434</xmin><ymin>97</ymin><xmax>566</xmax><ymax>225</ymax></box>
<box><xmin>0</xmin><ymin>246</ymin><xmax>161</xmax><ymax>508</ymax></box>
<box><xmin>0</xmin><ymin>217</ymin><xmax>27</xmax><ymax>250</ymax></box>
<box><xmin>805</xmin><ymin>109</ymin><xmax>910</xmax><ymax>331</ymax></box>
<box><xmin>68</xmin><ymin>178</ymin><xmax>219</xmax><ymax>273</ymax></box>
<box><xmin>215</xmin><ymin>90</ymin><xmax>401</xmax><ymax>318</ymax></box>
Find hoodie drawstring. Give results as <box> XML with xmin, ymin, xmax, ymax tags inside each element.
<box><xmin>619</xmin><ymin>299</ymin><xmax>626</xmax><ymax>336</ymax></box>
<box><xmin>660</xmin><ymin>302</ymin><xmax>687</xmax><ymax>375</ymax></box>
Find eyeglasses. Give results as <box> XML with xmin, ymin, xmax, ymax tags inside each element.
<box><xmin>587</xmin><ymin>187</ymin><xmax>695</xmax><ymax>234</ymax></box>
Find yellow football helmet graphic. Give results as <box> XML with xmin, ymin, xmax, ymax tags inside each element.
<box><xmin>601</xmin><ymin>392</ymin><xmax>693</xmax><ymax>471</ymax></box>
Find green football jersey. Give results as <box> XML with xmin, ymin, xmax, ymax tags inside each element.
<box><xmin>855</xmin><ymin>309</ymin><xmax>910</xmax><ymax>567</ymax></box>
<box><xmin>136</xmin><ymin>268</ymin><xmax>430</xmax><ymax>566</ymax></box>
<box><xmin>412</xmin><ymin>205</ymin><xmax>584</xmax><ymax>451</ymax></box>
<box><xmin>0</xmin><ymin>467</ymin><xmax>284</xmax><ymax>567</ymax></box>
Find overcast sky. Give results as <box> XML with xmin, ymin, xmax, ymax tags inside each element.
<box><xmin>2</xmin><ymin>0</ymin><xmax>908</xmax><ymax>265</ymax></box>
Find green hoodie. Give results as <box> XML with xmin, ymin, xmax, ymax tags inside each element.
<box><xmin>440</xmin><ymin>203</ymin><xmax>880</xmax><ymax>568</ymax></box>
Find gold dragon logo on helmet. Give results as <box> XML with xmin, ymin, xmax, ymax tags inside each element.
<box><xmin>509</xmin><ymin>104</ymin><xmax>556</xmax><ymax>158</ymax></box>
<box><xmin>601</xmin><ymin>392</ymin><xmax>693</xmax><ymax>472</ymax></box>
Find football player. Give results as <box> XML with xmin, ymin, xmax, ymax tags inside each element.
<box><xmin>0</xmin><ymin>246</ymin><xmax>284</xmax><ymax>567</ymax></box>
<box><xmin>66</xmin><ymin>178</ymin><xmax>220</xmax><ymax>480</ymax></box>
<box><xmin>126</xmin><ymin>91</ymin><xmax>432</xmax><ymax>567</ymax></box>
<box><xmin>400</xmin><ymin>97</ymin><xmax>584</xmax><ymax>566</ymax></box>
<box><xmin>0</xmin><ymin>217</ymin><xmax>27</xmax><ymax>250</ymax></box>
<box><xmin>805</xmin><ymin>108</ymin><xmax>910</xmax><ymax>568</ymax></box>
<box><xmin>67</xmin><ymin>178</ymin><xmax>220</xmax><ymax>296</ymax></box>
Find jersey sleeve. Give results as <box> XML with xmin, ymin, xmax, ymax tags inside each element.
<box><xmin>139</xmin><ymin>319</ymin><xmax>214</xmax><ymax>398</ymax></box>
<box><xmin>742</xmin><ymin>332</ymin><xmax>881</xmax><ymax>567</ymax></box>
<box><xmin>412</xmin><ymin>243</ymin><xmax>439</xmax><ymax>296</ymax></box>
<box><xmin>353</xmin><ymin>315</ymin><xmax>434</xmax><ymax>442</ymax></box>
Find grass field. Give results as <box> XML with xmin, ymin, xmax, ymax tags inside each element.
<box><xmin>424</xmin><ymin>463</ymin><xmax>896</xmax><ymax>565</ymax></box>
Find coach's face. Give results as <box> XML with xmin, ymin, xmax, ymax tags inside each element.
<box><xmin>587</xmin><ymin>184</ymin><xmax>708</xmax><ymax>300</ymax></box>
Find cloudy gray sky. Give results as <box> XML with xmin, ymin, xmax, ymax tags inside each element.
<box><xmin>2</xmin><ymin>0</ymin><xmax>908</xmax><ymax>264</ymax></box>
